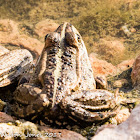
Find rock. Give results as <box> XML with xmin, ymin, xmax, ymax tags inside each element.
<box><xmin>121</xmin><ymin>24</ymin><xmax>131</xmax><ymax>37</ymax></box>
<box><xmin>95</xmin><ymin>124</ymin><xmax>116</xmax><ymax>135</ymax></box>
<box><xmin>0</xmin><ymin>19</ymin><xmax>19</xmax><ymax>37</ymax></box>
<box><xmin>96</xmin><ymin>39</ymin><xmax>125</xmax><ymax>64</ymax></box>
<box><xmin>113</xmin><ymin>79</ymin><xmax>129</xmax><ymax>88</ymax></box>
<box><xmin>0</xmin><ymin>121</ymin><xmax>40</xmax><ymax>139</ymax></box>
<box><xmin>117</xmin><ymin>59</ymin><xmax>135</xmax><ymax>74</ymax></box>
<box><xmin>0</xmin><ymin>45</ymin><xmax>9</xmax><ymax>56</ymax></box>
<box><xmin>0</xmin><ymin>112</ymin><xmax>14</xmax><ymax>123</ymax></box>
<box><xmin>0</xmin><ymin>120</ymin><xmax>86</xmax><ymax>140</ymax></box>
<box><xmin>1</xmin><ymin>34</ymin><xmax>44</xmax><ymax>61</ymax></box>
<box><xmin>130</xmin><ymin>27</ymin><xmax>136</xmax><ymax>33</ymax></box>
<box><xmin>34</xmin><ymin>19</ymin><xmax>59</xmax><ymax>37</ymax></box>
<box><xmin>109</xmin><ymin>108</ymin><xmax>130</xmax><ymax>124</ymax></box>
<box><xmin>92</xmin><ymin>104</ymin><xmax>140</xmax><ymax>140</ymax></box>
<box><xmin>131</xmin><ymin>55</ymin><xmax>140</xmax><ymax>89</ymax></box>
<box><xmin>89</xmin><ymin>53</ymin><xmax>116</xmax><ymax>76</ymax></box>
<box><xmin>16</xmin><ymin>35</ymin><xmax>44</xmax><ymax>59</ymax></box>
<box><xmin>39</xmin><ymin>126</ymin><xmax>87</xmax><ymax>140</ymax></box>
<box><xmin>0</xmin><ymin>19</ymin><xmax>44</xmax><ymax>61</ymax></box>
<box><xmin>0</xmin><ymin>49</ymin><xmax>33</xmax><ymax>87</ymax></box>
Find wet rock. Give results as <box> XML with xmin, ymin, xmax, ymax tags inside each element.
<box><xmin>96</xmin><ymin>39</ymin><xmax>125</xmax><ymax>64</ymax></box>
<box><xmin>34</xmin><ymin>19</ymin><xmax>59</xmax><ymax>37</ymax></box>
<box><xmin>17</xmin><ymin>35</ymin><xmax>44</xmax><ymax>59</ymax></box>
<box><xmin>131</xmin><ymin>55</ymin><xmax>140</xmax><ymax>89</ymax></box>
<box><xmin>0</xmin><ymin>34</ymin><xmax>44</xmax><ymax>61</ymax></box>
<box><xmin>92</xmin><ymin>104</ymin><xmax>140</xmax><ymax>140</ymax></box>
<box><xmin>89</xmin><ymin>53</ymin><xmax>116</xmax><ymax>76</ymax></box>
<box><xmin>0</xmin><ymin>19</ymin><xmax>44</xmax><ymax>61</ymax></box>
<box><xmin>0</xmin><ymin>19</ymin><xmax>19</xmax><ymax>37</ymax></box>
<box><xmin>0</xmin><ymin>112</ymin><xmax>14</xmax><ymax>123</ymax></box>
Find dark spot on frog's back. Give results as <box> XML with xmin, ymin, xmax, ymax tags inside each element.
<box><xmin>48</xmin><ymin>48</ymin><xmax>58</xmax><ymax>54</ymax></box>
<box><xmin>64</xmin><ymin>51</ymin><xmax>71</xmax><ymax>57</ymax></box>
<box><xmin>45</xmin><ymin>71</ymin><xmax>52</xmax><ymax>76</ymax></box>
<box><xmin>45</xmin><ymin>78</ymin><xmax>54</xmax><ymax>85</ymax></box>
<box><xmin>58</xmin><ymin>86</ymin><xmax>63</xmax><ymax>90</ymax></box>
<box><xmin>62</xmin><ymin>65</ymin><xmax>67</xmax><ymax>70</ymax></box>
<box><xmin>49</xmin><ymin>58</ymin><xmax>56</xmax><ymax>64</ymax></box>
<box><xmin>64</xmin><ymin>61</ymin><xmax>71</xmax><ymax>66</ymax></box>
<box><xmin>57</xmin><ymin>77</ymin><xmax>62</xmax><ymax>82</ymax></box>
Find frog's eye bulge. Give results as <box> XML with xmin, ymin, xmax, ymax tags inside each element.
<box><xmin>44</xmin><ymin>32</ymin><xmax>60</xmax><ymax>48</ymax></box>
<box><xmin>65</xmin><ymin>32</ymin><xmax>81</xmax><ymax>47</ymax></box>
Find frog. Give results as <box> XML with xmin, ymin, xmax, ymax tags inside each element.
<box><xmin>11</xmin><ymin>22</ymin><xmax>118</xmax><ymax>123</ymax></box>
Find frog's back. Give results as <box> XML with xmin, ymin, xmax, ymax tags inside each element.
<box><xmin>36</xmin><ymin>22</ymin><xmax>96</xmax><ymax>105</ymax></box>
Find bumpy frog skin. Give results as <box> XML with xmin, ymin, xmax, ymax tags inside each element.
<box><xmin>11</xmin><ymin>23</ymin><xmax>117</xmax><ymax>123</ymax></box>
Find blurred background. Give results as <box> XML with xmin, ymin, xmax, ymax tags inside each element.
<box><xmin>0</xmin><ymin>0</ymin><xmax>139</xmax><ymax>65</ymax></box>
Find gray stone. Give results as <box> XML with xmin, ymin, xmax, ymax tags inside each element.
<box><xmin>92</xmin><ymin>104</ymin><xmax>140</xmax><ymax>140</ymax></box>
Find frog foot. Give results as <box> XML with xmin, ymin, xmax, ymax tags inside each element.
<box><xmin>61</xmin><ymin>90</ymin><xmax>117</xmax><ymax>122</ymax></box>
<box><xmin>11</xmin><ymin>83</ymin><xmax>49</xmax><ymax>118</ymax></box>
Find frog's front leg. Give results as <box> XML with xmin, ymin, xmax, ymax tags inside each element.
<box><xmin>61</xmin><ymin>90</ymin><xmax>117</xmax><ymax>122</ymax></box>
<box><xmin>11</xmin><ymin>83</ymin><xmax>49</xmax><ymax>118</ymax></box>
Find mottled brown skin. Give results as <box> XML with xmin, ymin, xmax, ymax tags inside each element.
<box><xmin>11</xmin><ymin>23</ymin><xmax>117</xmax><ymax>123</ymax></box>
